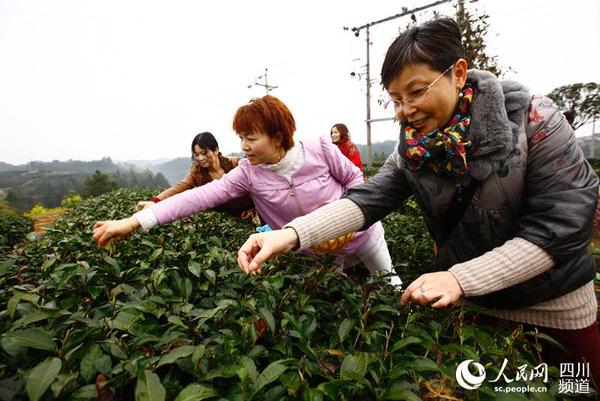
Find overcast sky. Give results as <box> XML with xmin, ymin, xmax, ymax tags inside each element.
<box><xmin>1</xmin><ymin>0</ymin><xmax>599</xmax><ymax>165</ymax></box>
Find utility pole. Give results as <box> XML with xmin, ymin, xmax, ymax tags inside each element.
<box><xmin>592</xmin><ymin>116</ymin><xmax>596</xmax><ymax>158</ymax></box>
<box><xmin>365</xmin><ymin>27</ymin><xmax>372</xmax><ymax>167</ymax></box>
<box><xmin>248</xmin><ymin>68</ymin><xmax>278</xmax><ymax>95</ymax></box>
<box><xmin>345</xmin><ymin>0</ymin><xmax>452</xmax><ymax>168</ymax></box>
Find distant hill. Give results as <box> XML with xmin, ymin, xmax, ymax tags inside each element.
<box><xmin>0</xmin><ymin>157</ymin><xmax>169</xmax><ymax>211</ymax></box>
<box><xmin>0</xmin><ymin>162</ymin><xmax>24</xmax><ymax>172</ymax></box>
<box><xmin>356</xmin><ymin>140</ymin><xmax>398</xmax><ymax>164</ymax></box>
<box><xmin>149</xmin><ymin>157</ymin><xmax>191</xmax><ymax>186</ymax></box>
<box><xmin>124</xmin><ymin>158</ymin><xmax>173</xmax><ymax>169</ymax></box>
<box><xmin>129</xmin><ymin>154</ymin><xmax>244</xmax><ymax>186</ymax></box>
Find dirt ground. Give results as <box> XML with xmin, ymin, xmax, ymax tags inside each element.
<box><xmin>31</xmin><ymin>209</ymin><xmax>66</xmax><ymax>235</ymax></box>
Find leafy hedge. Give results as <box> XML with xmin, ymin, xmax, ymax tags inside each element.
<box><xmin>0</xmin><ymin>189</ymin><xmax>568</xmax><ymax>400</ymax></box>
<box><xmin>0</xmin><ymin>210</ymin><xmax>32</xmax><ymax>250</ymax></box>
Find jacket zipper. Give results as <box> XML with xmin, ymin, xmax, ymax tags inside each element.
<box><xmin>289</xmin><ymin>180</ymin><xmax>305</xmax><ymax>215</ymax></box>
<box><xmin>456</xmin><ymin>182</ymin><xmax>463</xmax><ymax>202</ymax></box>
<box><xmin>470</xmin><ymin>144</ymin><xmax>504</xmax><ymax>159</ymax></box>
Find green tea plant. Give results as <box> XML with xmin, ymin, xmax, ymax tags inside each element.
<box><xmin>0</xmin><ymin>209</ymin><xmax>32</xmax><ymax>251</ymax></box>
<box><xmin>0</xmin><ymin>189</ymin><xmax>568</xmax><ymax>400</ymax></box>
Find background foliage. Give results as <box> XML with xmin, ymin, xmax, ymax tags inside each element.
<box><xmin>547</xmin><ymin>82</ymin><xmax>600</xmax><ymax>130</ymax></box>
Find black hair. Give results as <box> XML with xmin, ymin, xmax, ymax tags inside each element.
<box><xmin>381</xmin><ymin>17</ymin><xmax>465</xmax><ymax>89</ymax></box>
<box><xmin>190</xmin><ymin>132</ymin><xmax>219</xmax><ymax>159</ymax></box>
<box><xmin>189</xmin><ymin>131</ymin><xmax>234</xmax><ymax>172</ymax></box>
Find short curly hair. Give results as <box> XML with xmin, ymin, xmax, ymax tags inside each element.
<box><xmin>232</xmin><ymin>95</ymin><xmax>296</xmax><ymax>151</ymax></box>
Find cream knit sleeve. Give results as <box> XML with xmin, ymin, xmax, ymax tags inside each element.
<box><xmin>285</xmin><ymin>198</ymin><xmax>366</xmax><ymax>251</ymax></box>
<box><xmin>449</xmin><ymin>237</ymin><xmax>555</xmax><ymax>296</ymax></box>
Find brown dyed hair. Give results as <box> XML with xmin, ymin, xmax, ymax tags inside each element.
<box><xmin>331</xmin><ymin>123</ymin><xmax>350</xmax><ymax>142</ymax></box>
<box><xmin>232</xmin><ymin>95</ymin><xmax>296</xmax><ymax>151</ymax></box>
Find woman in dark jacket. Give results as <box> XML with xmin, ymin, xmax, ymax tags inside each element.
<box><xmin>237</xmin><ymin>18</ymin><xmax>600</xmax><ymax>390</ymax></box>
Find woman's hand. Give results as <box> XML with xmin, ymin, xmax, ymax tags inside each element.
<box><xmin>237</xmin><ymin>228</ymin><xmax>299</xmax><ymax>275</ymax></box>
<box><xmin>93</xmin><ymin>217</ymin><xmax>140</xmax><ymax>248</ymax></box>
<box><xmin>400</xmin><ymin>272</ymin><xmax>464</xmax><ymax>308</ymax></box>
<box><xmin>137</xmin><ymin>201</ymin><xmax>154</xmax><ymax>210</ymax></box>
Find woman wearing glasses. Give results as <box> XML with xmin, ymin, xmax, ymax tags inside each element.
<box><xmin>93</xmin><ymin>96</ymin><xmax>401</xmax><ymax>287</ymax></box>
<box><xmin>237</xmin><ymin>18</ymin><xmax>600</xmax><ymax>387</ymax></box>
<box><xmin>330</xmin><ymin>123</ymin><xmax>363</xmax><ymax>170</ymax></box>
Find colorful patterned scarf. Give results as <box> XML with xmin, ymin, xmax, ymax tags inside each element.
<box><xmin>400</xmin><ymin>84</ymin><xmax>474</xmax><ymax>179</ymax></box>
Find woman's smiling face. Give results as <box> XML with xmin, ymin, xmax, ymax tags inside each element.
<box><xmin>387</xmin><ymin>59</ymin><xmax>467</xmax><ymax>133</ymax></box>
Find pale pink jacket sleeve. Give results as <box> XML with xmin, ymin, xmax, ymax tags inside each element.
<box><xmin>318</xmin><ymin>135</ymin><xmax>364</xmax><ymax>189</ymax></box>
<box><xmin>148</xmin><ymin>164</ymin><xmax>250</xmax><ymax>225</ymax></box>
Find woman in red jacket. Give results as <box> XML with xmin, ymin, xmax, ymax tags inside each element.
<box><xmin>330</xmin><ymin>123</ymin><xmax>363</xmax><ymax>170</ymax></box>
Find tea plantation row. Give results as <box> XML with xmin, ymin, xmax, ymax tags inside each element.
<box><xmin>0</xmin><ymin>189</ymin><xmax>566</xmax><ymax>400</ymax></box>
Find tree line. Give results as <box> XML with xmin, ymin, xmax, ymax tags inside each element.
<box><xmin>0</xmin><ymin>160</ymin><xmax>169</xmax><ymax>212</ymax></box>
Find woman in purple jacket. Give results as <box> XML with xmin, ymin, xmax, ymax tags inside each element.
<box><xmin>93</xmin><ymin>96</ymin><xmax>401</xmax><ymax>286</ymax></box>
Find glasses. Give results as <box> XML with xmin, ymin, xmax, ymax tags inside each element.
<box><xmin>384</xmin><ymin>64</ymin><xmax>453</xmax><ymax>111</ymax></box>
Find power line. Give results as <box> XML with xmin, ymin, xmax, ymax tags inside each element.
<box><xmin>344</xmin><ymin>0</ymin><xmax>452</xmax><ymax>167</ymax></box>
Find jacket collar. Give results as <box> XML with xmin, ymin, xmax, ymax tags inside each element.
<box><xmin>466</xmin><ymin>69</ymin><xmax>530</xmax><ymax>181</ymax></box>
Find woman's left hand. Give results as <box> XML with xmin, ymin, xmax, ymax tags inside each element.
<box><xmin>400</xmin><ymin>272</ymin><xmax>464</xmax><ymax>308</ymax></box>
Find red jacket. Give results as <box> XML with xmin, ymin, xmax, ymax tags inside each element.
<box><xmin>337</xmin><ymin>139</ymin><xmax>363</xmax><ymax>171</ymax></box>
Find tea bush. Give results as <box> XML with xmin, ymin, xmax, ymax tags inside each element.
<box><xmin>0</xmin><ymin>209</ymin><xmax>32</xmax><ymax>250</ymax></box>
<box><xmin>0</xmin><ymin>189</ymin><xmax>570</xmax><ymax>400</ymax></box>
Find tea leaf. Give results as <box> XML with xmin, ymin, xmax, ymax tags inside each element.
<box><xmin>370</xmin><ymin>304</ymin><xmax>399</xmax><ymax>314</ymax></box>
<box><xmin>68</xmin><ymin>383</ymin><xmax>96</xmax><ymax>398</ymax></box>
<box><xmin>149</xmin><ymin>248</ymin><xmax>163</xmax><ymax>261</ymax></box>
<box><xmin>389</xmin><ymin>336</ymin><xmax>421</xmax><ymax>354</ymax></box>
<box><xmin>383</xmin><ymin>387</ymin><xmax>420</xmax><ymax>401</ymax></box>
<box><xmin>254</xmin><ymin>361</ymin><xmax>287</xmax><ymax>393</ymax></box>
<box><xmin>258</xmin><ymin>307</ymin><xmax>276</xmax><ymax>334</ymax></box>
<box><xmin>156</xmin><ymin>345</ymin><xmax>197</xmax><ymax>367</ymax></box>
<box><xmin>135</xmin><ymin>370</ymin><xmax>166</xmax><ymax>401</ymax></box>
<box><xmin>340</xmin><ymin>352</ymin><xmax>369</xmax><ymax>379</ymax></box>
<box><xmin>80</xmin><ymin>344</ymin><xmax>103</xmax><ymax>382</ymax></box>
<box><xmin>0</xmin><ymin>258</ymin><xmax>15</xmax><ymax>276</ymax></box>
<box><xmin>188</xmin><ymin>261</ymin><xmax>202</xmax><ymax>278</ymax></box>
<box><xmin>26</xmin><ymin>357</ymin><xmax>62</xmax><ymax>401</ymax></box>
<box><xmin>240</xmin><ymin>356</ymin><xmax>258</xmax><ymax>382</ymax></box>
<box><xmin>4</xmin><ymin>328</ymin><xmax>55</xmax><ymax>351</ymax></box>
<box><xmin>11</xmin><ymin>310</ymin><xmax>52</xmax><ymax>330</ymax></box>
<box><xmin>51</xmin><ymin>371</ymin><xmax>79</xmax><ymax>398</ymax></box>
<box><xmin>317</xmin><ymin>379</ymin><xmax>347</xmax><ymax>399</ymax></box>
<box><xmin>279</xmin><ymin>370</ymin><xmax>302</xmax><ymax>393</ymax></box>
<box><xmin>338</xmin><ymin>318</ymin><xmax>355</xmax><ymax>342</ymax></box>
<box><xmin>103</xmin><ymin>255</ymin><xmax>121</xmax><ymax>274</ymax></box>
<box><xmin>410</xmin><ymin>357</ymin><xmax>440</xmax><ymax>372</ymax></box>
<box><xmin>174</xmin><ymin>383</ymin><xmax>219</xmax><ymax>401</ymax></box>
<box><xmin>203</xmin><ymin>269</ymin><xmax>216</xmax><ymax>285</ymax></box>
<box><xmin>41</xmin><ymin>257</ymin><xmax>57</xmax><ymax>272</ymax></box>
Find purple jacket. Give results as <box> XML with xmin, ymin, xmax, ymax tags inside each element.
<box><xmin>148</xmin><ymin>135</ymin><xmax>384</xmax><ymax>256</ymax></box>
